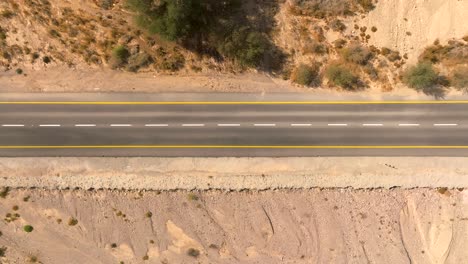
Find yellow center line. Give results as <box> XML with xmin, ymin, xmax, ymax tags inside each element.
<box><xmin>0</xmin><ymin>101</ymin><xmax>468</xmax><ymax>105</ymax></box>
<box><xmin>1</xmin><ymin>145</ymin><xmax>468</xmax><ymax>149</ymax></box>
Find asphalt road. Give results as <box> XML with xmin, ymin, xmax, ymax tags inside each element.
<box><xmin>1</xmin><ymin>102</ymin><xmax>468</xmax><ymax>156</ymax></box>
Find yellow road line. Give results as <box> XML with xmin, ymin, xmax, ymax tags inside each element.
<box><xmin>1</xmin><ymin>101</ymin><xmax>468</xmax><ymax>105</ymax></box>
<box><xmin>1</xmin><ymin>145</ymin><xmax>468</xmax><ymax>149</ymax></box>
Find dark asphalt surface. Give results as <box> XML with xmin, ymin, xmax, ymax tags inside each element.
<box><xmin>1</xmin><ymin>103</ymin><xmax>467</xmax><ymax>156</ymax></box>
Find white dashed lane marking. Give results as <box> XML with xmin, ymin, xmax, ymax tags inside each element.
<box><xmin>290</xmin><ymin>124</ymin><xmax>312</xmax><ymax>127</ymax></box>
<box><xmin>145</xmin><ymin>124</ymin><xmax>169</xmax><ymax>127</ymax></box>
<box><xmin>254</xmin><ymin>124</ymin><xmax>276</xmax><ymax>127</ymax></box>
<box><xmin>328</xmin><ymin>124</ymin><xmax>348</xmax><ymax>126</ymax></box>
<box><xmin>2</xmin><ymin>124</ymin><xmax>25</xmax><ymax>127</ymax></box>
<box><xmin>434</xmin><ymin>124</ymin><xmax>458</xmax><ymax>126</ymax></box>
<box><xmin>75</xmin><ymin>124</ymin><xmax>96</xmax><ymax>127</ymax></box>
<box><xmin>182</xmin><ymin>124</ymin><xmax>205</xmax><ymax>127</ymax></box>
<box><xmin>398</xmin><ymin>124</ymin><xmax>420</xmax><ymax>127</ymax></box>
<box><xmin>217</xmin><ymin>124</ymin><xmax>241</xmax><ymax>127</ymax></box>
<box><xmin>110</xmin><ymin>124</ymin><xmax>132</xmax><ymax>127</ymax></box>
<box><xmin>39</xmin><ymin>124</ymin><xmax>61</xmax><ymax>127</ymax></box>
<box><xmin>363</xmin><ymin>124</ymin><xmax>383</xmax><ymax>127</ymax></box>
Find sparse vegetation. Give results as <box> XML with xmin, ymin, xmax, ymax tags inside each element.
<box><xmin>330</xmin><ymin>19</ymin><xmax>346</xmax><ymax>32</ymax></box>
<box><xmin>68</xmin><ymin>217</ymin><xmax>78</xmax><ymax>226</ymax></box>
<box><xmin>291</xmin><ymin>63</ymin><xmax>321</xmax><ymax>87</ymax></box>
<box><xmin>0</xmin><ymin>187</ymin><xmax>9</xmax><ymax>198</ymax></box>
<box><xmin>326</xmin><ymin>64</ymin><xmax>360</xmax><ymax>90</ymax></box>
<box><xmin>187</xmin><ymin>248</ymin><xmax>200</xmax><ymax>257</ymax></box>
<box><xmin>145</xmin><ymin>211</ymin><xmax>152</xmax><ymax>218</ymax></box>
<box><xmin>342</xmin><ymin>43</ymin><xmax>372</xmax><ymax>65</ymax></box>
<box><xmin>0</xmin><ymin>246</ymin><xmax>6</xmax><ymax>257</ymax></box>
<box><xmin>23</xmin><ymin>225</ymin><xmax>34</xmax><ymax>233</ymax></box>
<box><xmin>187</xmin><ymin>193</ymin><xmax>199</xmax><ymax>201</ymax></box>
<box><xmin>16</xmin><ymin>68</ymin><xmax>23</xmax><ymax>74</ymax></box>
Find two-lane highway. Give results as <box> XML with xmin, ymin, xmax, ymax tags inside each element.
<box><xmin>1</xmin><ymin>101</ymin><xmax>468</xmax><ymax>156</ymax></box>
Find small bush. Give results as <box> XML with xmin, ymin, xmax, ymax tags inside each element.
<box><xmin>451</xmin><ymin>66</ymin><xmax>468</xmax><ymax>91</ymax></box>
<box><xmin>342</xmin><ymin>44</ymin><xmax>372</xmax><ymax>65</ymax></box>
<box><xmin>291</xmin><ymin>63</ymin><xmax>321</xmax><ymax>87</ymax></box>
<box><xmin>16</xmin><ymin>68</ymin><xmax>23</xmax><ymax>74</ymax></box>
<box><xmin>0</xmin><ymin>246</ymin><xmax>6</xmax><ymax>257</ymax></box>
<box><xmin>1</xmin><ymin>10</ymin><xmax>14</xmax><ymax>19</ymax></box>
<box><xmin>371</xmin><ymin>26</ymin><xmax>377</xmax><ymax>32</ymax></box>
<box><xmin>110</xmin><ymin>45</ymin><xmax>130</xmax><ymax>69</ymax></box>
<box><xmin>43</xmin><ymin>56</ymin><xmax>51</xmax><ymax>64</ymax></box>
<box><xmin>68</xmin><ymin>217</ymin><xmax>78</xmax><ymax>226</ymax></box>
<box><xmin>0</xmin><ymin>187</ymin><xmax>9</xmax><ymax>198</ymax></box>
<box><xmin>326</xmin><ymin>64</ymin><xmax>360</xmax><ymax>90</ymax></box>
<box><xmin>23</xmin><ymin>225</ymin><xmax>34</xmax><ymax>233</ymax></box>
<box><xmin>403</xmin><ymin>62</ymin><xmax>438</xmax><ymax>90</ymax></box>
<box><xmin>145</xmin><ymin>211</ymin><xmax>152</xmax><ymax>218</ymax></box>
<box><xmin>126</xmin><ymin>52</ymin><xmax>152</xmax><ymax>72</ymax></box>
<box><xmin>333</xmin><ymin>39</ymin><xmax>347</xmax><ymax>49</ymax></box>
<box><xmin>187</xmin><ymin>248</ymin><xmax>200</xmax><ymax>257</ymax></box>
<box><xmin>187</xmin><ymin>193</ymin><xmax>199</xmax><ymax>201</ymax></box>
<box><xmin>357</xmin><ymin>0</ymin><xmax>375</xmax><ymax>11</ymax></box>
<box><xmin>142</xmin><ymin>255</ymin><xmax>149</xmax><ymax>260</ymax></box>
<box><xmin>100</xmin><ymin>0</ymin><xmax>114</xmax><ymax>9</ymax></box>
<box><xmin>330</xmin><ymin>19</ymin><xmax>346</xmax><ymax>32</ymax></box>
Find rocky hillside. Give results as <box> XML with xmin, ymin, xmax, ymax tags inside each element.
<box><xmin>0</xmin><ymin>0</ymin><xmax>467</xmax><ymax>95</ymax></box>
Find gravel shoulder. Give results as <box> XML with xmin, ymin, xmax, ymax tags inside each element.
<box><xmin>1</xmin><ymin>157</ymin><xmax>468</xmax><ymax>190</ymax></box>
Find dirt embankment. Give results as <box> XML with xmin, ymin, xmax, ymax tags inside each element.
<box><xmin>0</xmin><ymin>188</ymin><xmax>467</xmax><ymax>264</ymax></box>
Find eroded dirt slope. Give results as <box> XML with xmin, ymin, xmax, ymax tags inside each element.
<box><xmin>0</xmin><ymin>188</ymin><xmax>467</xmax><ymax>263</ymax></box>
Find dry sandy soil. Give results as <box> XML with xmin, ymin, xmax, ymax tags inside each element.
<box><xmin>0</xmin><ymin>188</ymin><xmax>467</xmax><ymax>264</ymax></box>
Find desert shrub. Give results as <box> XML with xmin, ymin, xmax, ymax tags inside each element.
<box><xmin>387</xmin><ymin>51</ymin><xmax>401</xmax><ymax>62</ymax></box>
<box><xmin>291</xmin><ymin>63</ymin><xmax>321</xmax><ymax>87</ymax></box>
<box><xmin>218</xmin><ymin>27</ymin><xmax>270</xmax><ymax>67</ymax></box>
<box><xmin>330</xmin><ymin>19</ymin><xmax>346</xmax><ymax>32</ymax></box>
<box><xmin>357</xmin><ymin>0</ymin><xmax>375</xmax><ymax>11</ymax></box>
<box><xmin>100</xmin><ymin>0</ymin><xmax>114</xmax><ymax>9</ymax></box>
<box><xmin>403</xmin><ymin>62</ymin><xmax>438</xmax><ymax>90</ymax></box>
<box><xmin>126</xmin><ymin>0</ymin><xmax>238</xmax><ymax>42</ymax></box>
<box><xmin>23</xmin><ymin>225</ymin><xmax>34</xmax><ymax>232</ymax></box>
<box><xmin>187</xmin><ymin>193</ymin><xmax>199</xmax><ymax>201</ymax></box>
<box><xmin>0</xmin><ymin>187</ymin><xmax>9</xmax><ymax>198</ymax></box>
<box><xmin>125</xmin><ymin>0</ymin><xmax>283</xmax><ymax>70</ymax></box>
<box><xmin>16</xmin><ymin>68</ymin><xmax>23</xmax><ymax>74</ymax></box>
<box><xmin>326</xmin><ymin>64</ymin><xmax>360</xmax><ymax>90</ymax></box>
<box><xmin>43</xmin><ymin>56</ymin><xmax>51</xmax><ymax>64</ymax></box>
<box><xmin>1</xmin><ymin>10</ymin><xmax>14</xmax><ymax>18</ymax></box>
<box><xmin>333</xmin><ymin>39</ymin><xmax>347</xmax><ymax>49</ymax></box>
<box><xmin>303</xmin><ymin>40</ymin><xmax>327</xmax><ymax>55</ymax></box>
<box><xmin>0</xmin><ymin>26</ymin><xmax>7</xmax><ymax>41</ymax></box>
<box><xmin>126</xmin><ymin>52</ymin><xmax>152</xmax><ymax>72</ymax></box>
<box><xmin>110</xmin><ymin>45</ymin><xmax>130</xmax><ymax>69</ymax></box>
<box><xmin>145</xmin><ymin>211</ymin><xmax>152</xmax><ymax>218</ymax></box>
<box><xmin>68</xmin><ymin>217</ymin><xmax>78</xmax><ymax>226</ymax></box>
<box><xmin>0</xmin><ymin>246</ymin><xmax>6</xmax><ymax>257</ymax></box>
<box><xmin>342</xmin><ymin>43</ymin><xmax>372</xmax><ymax>65</ymax></box>
<box><xmin>187</xmin><ymin>248</ymin><xmax>200</xmax><ymax>257</ymax></box>
<box><xmin>451</xmin><ymin>66</ymin><xmax>468</xmax><ymax>91</ymax></box>
<box><xmin>371</xmin><ymin>26</ymin><xmax>377</xmax><ymax>32</ymax></box>
<box><xmin>159</xmin><ymin>53</ymin><xmax>185</xmax><ymax>71</ymax></box>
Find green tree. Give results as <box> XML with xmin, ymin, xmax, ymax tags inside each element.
<box><xmin>403</xmin><ymin>62</ymin><xmax>438</xmax><ymax>90</ymax></box>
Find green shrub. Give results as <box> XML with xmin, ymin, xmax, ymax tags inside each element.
<box><xmin>0</xmin><ymin>246</ymin><xmax>6</xmax><ymax>257</ymax></box>
<box><xmin>187</xmin><ymin>248</ymin><xmax>200</xmax><ymax>257</ymax></box>
<box><xmin>218</xmin><ymin>27</ymin><xmax>270</xmax><ymax>67</ymax></box>
<box><xmin>403</xmin><ymin>62</ymin><xmax>438</xmax><ymax>90</ymax></box>
<box><xmin>451</xmin><ymin>66</ymin><xmax>468</xmax><ymax>91</ymax></box>
<box><xmin>342</xmin><ymin>44</ymin><xmax>372</xmax><ymax>65</ymax></box>
<box><xmin>326</xmin><ymin>64</ymin><xmax>360</xmax><ymax>90</ymax></box>
<box><xmin>23</xmin><ymin>225</ymin><xmax>34</xmax><ymax>233</ymax></box>
<box><xmin>291</xmin><ymin>63</ymin><xmax>321</xmax><ymax>87</ymax></box>
<box><xmin>110</xmin><ymin>45</ymin><xmax>130</xmax><ymax>69</ymax></box>
<box><xmin>16</xmin><ymin>68</ymin><xmax>23</xmax><ymax>74</ymax></box>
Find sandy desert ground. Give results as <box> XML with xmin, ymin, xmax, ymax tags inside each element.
<box><xmin>0</xmin><ymin>188</ymin><xmax>467</xmax><ymax>264</ymax></box>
